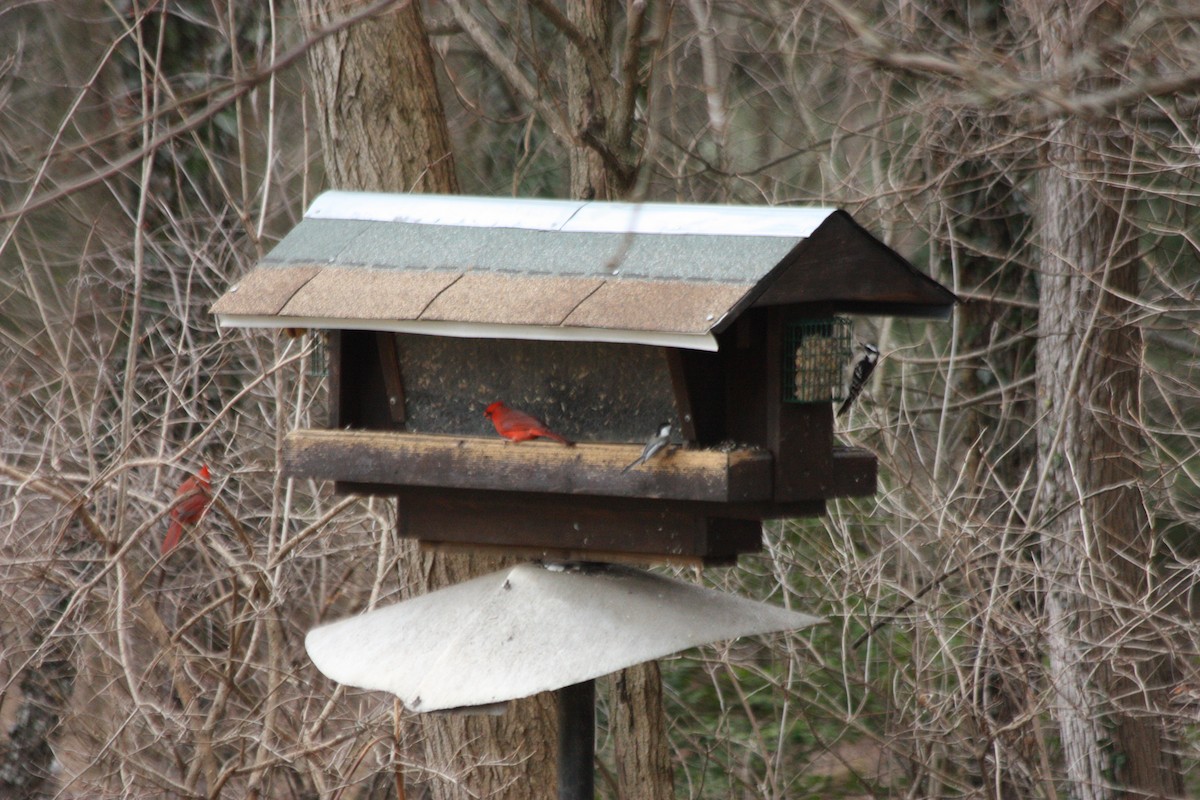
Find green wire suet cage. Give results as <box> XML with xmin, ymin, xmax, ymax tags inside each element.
<box><xmin>783</xmin><ymin>317</ymin><xmax>853</xmax><ymax>403</ymax></box>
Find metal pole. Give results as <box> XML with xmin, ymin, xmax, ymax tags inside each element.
<box><xmin>556</xmin><ymin>679</ymin><xmax>595</xmax><ymax>800</ymax></box>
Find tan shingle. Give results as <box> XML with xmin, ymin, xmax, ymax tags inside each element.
<box><xmin>421</xmin><ymin>273</ymin><xmax>603</xmax><ymax>326</ymax></box>
<box><xmin>280</xmin><ymin>268</ymin><xmax>461</xmax><ymax>321</ymax></box>
<box><xmin>210</xmin><ymin>265</ymin><xmax>320</xmax><ymax>316</ymax></box>
<box><xmin>563</xmin><ymin>280</ymin><xmax>754</xmax><ymax>334</ymax></box>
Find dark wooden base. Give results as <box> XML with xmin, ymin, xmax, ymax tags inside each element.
<box><xmin>395</xmin><ymin>487</ymin><xmax>764</xmax><ymax>562</ymax></box>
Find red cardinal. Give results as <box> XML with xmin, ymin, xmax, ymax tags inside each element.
<box><xmin>162</xmin><ymin>465</ymin><xmax>212</xmax><ymax>556</ymax></box>
<box><xmin>484</xmin><ymin>401</ymin><xmax>573</xmax><ymax>446</ymax></box>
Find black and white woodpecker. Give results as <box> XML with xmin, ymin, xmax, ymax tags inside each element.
<box><xmin>623</xmin><ymin>422</ymin><xmax>673</xmax><ymax>472</ymax></box>
<box><xmin>837</xmin><ymin>343</ymin><xmax>880</xmax><ymax>417</ymax></box>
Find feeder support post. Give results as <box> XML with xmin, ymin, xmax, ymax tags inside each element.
<box><xmin>557</xmin><ymin>679</ymin><xmax>596</xmax><ymax>800</ymax></box>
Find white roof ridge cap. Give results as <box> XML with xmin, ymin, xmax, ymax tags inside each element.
<box><xmin>305</xmin><ymin>190</ymin><xmax>838</xmax><ymax>238</ymax></box>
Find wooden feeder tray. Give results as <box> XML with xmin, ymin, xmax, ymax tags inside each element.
<box><xmin>282</xmin><ymin>429</ymin><xmax>875</xmax><ymax>566</ymax></box>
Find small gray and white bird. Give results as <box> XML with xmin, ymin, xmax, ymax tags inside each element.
<box><xmin>837</xmin><ymin>343</ymin><xmax>880</xmax><ymax>417</ymax></box>
<box><xmin>623</xmin><ymin>422</ymin><xmax>673</xmax><ymax>472</ymax></box>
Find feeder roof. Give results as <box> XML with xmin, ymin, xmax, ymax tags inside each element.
<box><xmin>213</xmin><ymin>191</ymin><xmax>956</xmax><ymax>351</ymax></box>
<box><xmin>305</xmin><ymin>562</ymin><xmax>823</xmax><ymax>712</ymax></box>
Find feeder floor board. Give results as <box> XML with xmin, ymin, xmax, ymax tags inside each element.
<box><xmin>283</xmin><ymin>428</ymin><xmax>773</xmax><ymax>503</ymax></box>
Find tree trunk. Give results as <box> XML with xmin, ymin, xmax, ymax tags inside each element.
<box><xmin>0</xmin><ymin>595</ymin><xmax>76</xmax><ymax>800</ymax></box>
<box><xmin>298</xmin><ymin>0</ymin><xmax>457</xmax><ymax>195</ymax></box>
<box><xmin>565</xmin><ymin>0</ymin><xmax>640</xmax><ymax>200</ymax></box>
<box><xmin>296</xmin><ymin>3</ymin><xmax>557</xmax><ymax>798</ymax></box>
<box><xmin>565</xmin><ymin>0</ymin><xmax>614</xmax><ymax>200</ymax></box>
<box><xmin>400</xmin><ymin>552</ymin><xmax>559</xmax><ymax>800</ymax></box>
<box><xmin>1026</xmin><ymin>3</ymin><xmax>1181</xmax><ymax>798</ymax></box>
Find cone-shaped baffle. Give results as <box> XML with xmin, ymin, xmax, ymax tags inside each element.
<box><xmin>306</xmin><ymin>562</ymin><xmax>823</xmax><ymax>712</ymax></box>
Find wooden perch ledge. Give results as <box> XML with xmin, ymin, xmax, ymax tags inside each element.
<box><xmin>282</xmin><ymin>429</ymin><xmax>773</xmax><ymax>503</ymax></box>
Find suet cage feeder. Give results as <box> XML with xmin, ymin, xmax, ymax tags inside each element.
<box><xmin>783</xmin><ymin>316</ymin><xmax>853</xmax><ymax>403</ymax></box>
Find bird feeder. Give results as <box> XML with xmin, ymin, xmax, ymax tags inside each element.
<box><xmin>213</xmin><ymin>191</ymin><xmax>955</xmax><ymax>565</ymax></box>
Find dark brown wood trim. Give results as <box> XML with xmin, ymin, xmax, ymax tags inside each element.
<box><xmin>394</xmin><ymin>488</ymin><xmax>763</xmax><ymax>561</ymax></box>
<box><xmin>376</xmin><ymin>332</ymin><xmax>407</xmax><ymax>425</ymax></box>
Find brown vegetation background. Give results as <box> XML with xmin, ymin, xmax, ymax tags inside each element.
<box><xmin>2</xmin><ymin>1</ymin><xmax>1199</xmax><ymax>798</ymax></box>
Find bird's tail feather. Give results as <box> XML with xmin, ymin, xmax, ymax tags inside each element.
<box><xmin>837</xmin><ymin>387</ymin><xmax>863</xmax><ymax>416</ymax></box>
<box><xmin>542</xmin><ymin>430</ymin><xmax>574</xmax><ymax>446</ymax></box>
<box><xmin>162</xmin><ymin>521</ymin><xmax>183</xmax><ymax>556</ymax></box>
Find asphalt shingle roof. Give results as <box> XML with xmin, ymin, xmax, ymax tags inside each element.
<box><xmin>213</xmin><ymin>191</ymin><xmax>955</xmax><ymax>350</ymax></box>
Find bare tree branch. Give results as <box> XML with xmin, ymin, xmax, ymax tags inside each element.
<box><xmin>440</xmin><ymin>0</ymin><xmax>575</xmax><ymax>145</ymax></box>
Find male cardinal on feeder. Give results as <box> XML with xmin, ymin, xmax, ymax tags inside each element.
<box><xmin>484</xmin><ymin>401</ymin><xmax>573</xmax><ymax>446</ymax></box>
<box><xmin>162</xmin><ymin>465</ymin><xmax>212</xmax><ymax>555</ymax></box>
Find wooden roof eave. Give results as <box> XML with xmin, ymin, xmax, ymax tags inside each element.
<box><xmin>741</xmin><ymin>210</ymin><xmax>959</xmax><ymax>320</ymax></box>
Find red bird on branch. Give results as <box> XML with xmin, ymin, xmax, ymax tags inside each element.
<box><xmin>162</xmin><ymin>465</ymin><xmax>212</xmax><ymax>556</ymax></box>
<box><xmin>484</xmin><ymin>401</ymin><xmax>574</xmax><ymax>446</ymax></box>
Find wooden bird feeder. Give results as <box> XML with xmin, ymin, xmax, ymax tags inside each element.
<box><xmin>213</xmin><ymin>191</ymin><xmax>955</xmax><ymax>566</ymax></box>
